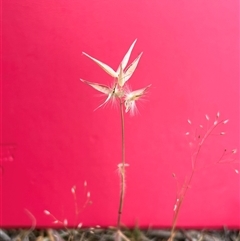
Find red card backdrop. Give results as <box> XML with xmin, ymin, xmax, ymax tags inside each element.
<box><xmin>1</xmin><ymin>0</ymin><xmax>239</xmax><ymax>228</ymax></box>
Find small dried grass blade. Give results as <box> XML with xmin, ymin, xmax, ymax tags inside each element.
<box><xmin>80</xmin><ymin>79</ymin><xmax>112</xmax><ymax>95</ymax></box>
<box><xmin>82</xmin><ymin>52</ymin><xmax>118</xmax><ymax>78</ymax></box>
<box><xmin>117</xmin><ymin>39</ymin><xmax>137</xmax><ymax>73</ymax></box>
<box><xmin>124</xmin><ymin>52</ymin><xmax>143</xmax><ymax>83</ymax></box>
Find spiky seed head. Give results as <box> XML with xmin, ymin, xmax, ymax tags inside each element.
<box><xmin>223</xmin><ymin>119</ymin><xmax>229</xmax><ymax>124</ymax></box>
<box><xmin>78</xmin><ymin>223</ymin><xmax>83</xmax><ymax>228</ymax></box>
<box><xmin>44</xmin><ymin>210</ymin><xmax>50</xmax><ymax>215</ymax></box>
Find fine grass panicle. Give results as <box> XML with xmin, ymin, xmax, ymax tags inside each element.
<box><xmin>44</xmin><ymin>181</ymin><xmax>92</xmax><ymax>229</ymax></box>
<box><xmin>168</xmin><ymin>112</ymin><xmax>238</xmax><ymax>241</ymax></box>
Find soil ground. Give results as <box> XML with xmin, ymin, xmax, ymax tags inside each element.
<box><xmin>1</xmin><ymin>228</ymin><xmax>239</xmax><ymax>241</ymax></box>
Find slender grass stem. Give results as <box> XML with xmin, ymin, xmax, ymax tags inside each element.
<box><xmin>117</xmin><ymin>100</ymin><xmax>126</xmax><ymax>229</ymax></box>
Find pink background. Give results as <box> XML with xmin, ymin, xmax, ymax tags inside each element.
<box><xmin>1</xmin><ymin>0</ymin><xmax>239</xmax><ymax>228</ymax></box>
